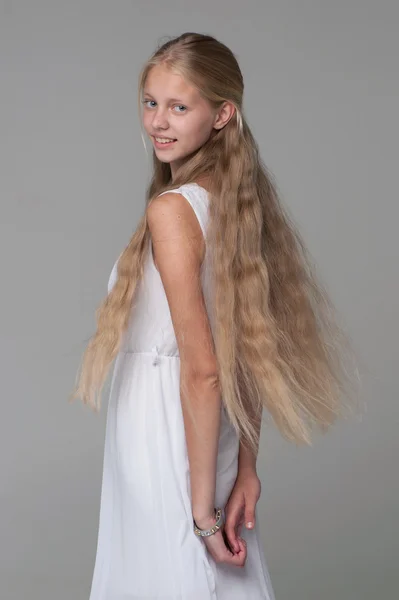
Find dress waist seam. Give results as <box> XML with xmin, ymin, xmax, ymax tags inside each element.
<box><xmin>120</xmin><ymin>350</ymin><xmax>179</xmax><ymax>358</ymax></box>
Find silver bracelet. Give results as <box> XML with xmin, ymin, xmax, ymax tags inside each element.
<box><xmin>193</xmin><ymin>507</ymin><xmax>224</xmax><ymax>537</ymax></box>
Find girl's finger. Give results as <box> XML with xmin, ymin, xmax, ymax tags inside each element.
<box><xmin>224</xmin><ymin>506</ymin><xmax>243</xmax><ymax>553</ymax></box>
<box><xmin>222</xmin><ymin>528</ymin><xmax>236</xmax><ymax>554</ymax></box>
<box><xmin>244</xmin><ymin>502</ymin><xmax>256</xmax><ymax>530</ymax></box>
<box><xmin>236</xmin><ymin>511</ymin><xmax>245</xmax><ymax>538</ymax></box>
<box><xmin>229</xmin><ymin>537</ymin><xmax>247</xmax><ymax>566</ymax></box>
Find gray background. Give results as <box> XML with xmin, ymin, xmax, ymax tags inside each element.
<box><xmin>1</xmin><ymin>1</ymin><xmax>398</xmax><ymax>598</ymax></box>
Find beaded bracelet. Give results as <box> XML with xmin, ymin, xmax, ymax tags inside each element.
<box><xmin>193</xmin><ymin>507</ymin><xmax>224</xmax><ymax>537</ymax></box>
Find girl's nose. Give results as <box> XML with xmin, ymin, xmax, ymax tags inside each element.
<box><xmin>152</xmin><ymin>110</ymin><xmax>169</xmax><ymax>129</ymax></box>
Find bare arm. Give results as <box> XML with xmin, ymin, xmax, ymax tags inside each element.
<box><xmin>237</xmin><ymin>375</ymin><xmax>262</xmax><ymax>474</ymax></box>
<box><xmin>238</xmin><ymin>411</ymin><xmax>261</xmax><ymax>473</ymax></box>
<box><xmin>147</xmin><ymin>193</ymin><xmax>220</xmax><ymax>528</ymax></box>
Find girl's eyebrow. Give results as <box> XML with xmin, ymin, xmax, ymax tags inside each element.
<box><xmin>143</xmin><ymin>92</ymin><xmax>188</xmax><ymax>103</ymax></box>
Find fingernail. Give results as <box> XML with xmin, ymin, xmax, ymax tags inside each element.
<box><xmin>246</xmin><ymin>522</ymin><xmax>254</xmax><ymax>529</ymax></box>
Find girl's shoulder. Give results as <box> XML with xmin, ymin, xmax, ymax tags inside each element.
<box><xmin>156</xmin><ymin>183</ymin><xmax>210</xmax><ymax>237</ymax></box>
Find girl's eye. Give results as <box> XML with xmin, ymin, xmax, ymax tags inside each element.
<box><xmin>173</xmin><ymin>105</ymin><xmax>187</xmax><ymax>113</ymax></box>
<box><xmin>142</xmin><ymin>100</ymin><xmax>186</xmax><ymax>113</ymax></box>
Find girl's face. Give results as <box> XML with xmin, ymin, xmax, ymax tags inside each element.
<box><xmin>142</xmin><ymin>65</ymin><xmax>219</xmax><ymax>178</ymax></box>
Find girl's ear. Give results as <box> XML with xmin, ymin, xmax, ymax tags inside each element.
<box><xmin>214</xmin><ymin>101</ymin><xmax>236</xmax><ymax>130</ymax></box>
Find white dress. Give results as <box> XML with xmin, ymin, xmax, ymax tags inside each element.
<box><xmin>89</xmin><ymin>183</ymin><xmax>275</xmax><ymax>600</ymax></box>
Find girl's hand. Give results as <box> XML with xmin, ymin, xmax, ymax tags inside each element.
<box><xmin>195</xmin><ymin>514</ymin><xmax>247</xmax><ymax>567</ymax></box>
<box><xmin>223</xmin><ymin>468</ymin><xmax>261</xmax><ymax>554</ymax></box>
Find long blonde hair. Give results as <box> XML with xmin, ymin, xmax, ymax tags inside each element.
<box><xmin>69</xmin><ymin>32</ymin><xmax>360</xmax><ymax>453</ymax></box>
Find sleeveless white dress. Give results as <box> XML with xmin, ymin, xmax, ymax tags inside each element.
<box><xmin>89</xmin><ymin>183</ymin><xmax>275</xmax><ymax>600</ymax></box>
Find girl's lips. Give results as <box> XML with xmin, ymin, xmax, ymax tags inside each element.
<box><xmin>153</xmin><ymin>136</ymin><xmax>178</xmax><ymax>149</ymax></box>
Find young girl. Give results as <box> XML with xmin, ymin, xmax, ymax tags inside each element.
<box><xmin>70</xmin><ymin>32</ymin><xmax>357</xmax><ymax>600</ymax></box>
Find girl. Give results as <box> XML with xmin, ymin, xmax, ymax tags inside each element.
<box><xmin>70</xmin><ymin>32</ymin><xmax>358</xmax><ymax>600</ymax></box>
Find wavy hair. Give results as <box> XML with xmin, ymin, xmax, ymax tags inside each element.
<box><xmin>69</xmin><ymin>32</ymin><xmax>360</xmax><ymax>453</ymax></box>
